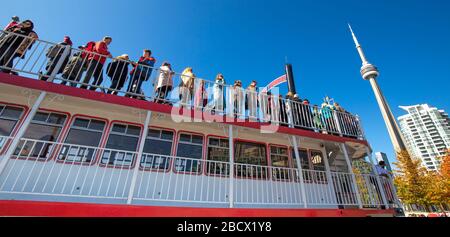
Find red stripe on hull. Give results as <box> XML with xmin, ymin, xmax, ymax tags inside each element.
<box><xmin>0</xmin><ymin>200</ymin><xmax>393</xmax><ymax>217</ymax></box>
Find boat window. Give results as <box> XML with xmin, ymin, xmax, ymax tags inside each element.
<box><xmin>206</xmin><ymin>137</ymin><xmax>230</xmax><ymax>176</ymax></box>
<box><xmin>58</xmin><ymin>117</ymin><xmax>106</xmax><ymax>163</ymax></box>
<box><xmin>234</xmin><ymin>141</ymin><xmax>268</xmax><ymax>179</ymax></box>
<box><xmin>0</xmin><ymin>105</ymin><xmax>24</xmax><ymax>150</ymax></box>
<box><xmin>101</xmin><ymin>123</ymin><xmax>141</xmax><ymax>167</ymax></box>
<box><xmin>291</xmin><ymin>148</ymin><xmax>313</xmax><ymax>182</ymax></box>
<box><xmin>310</xmin><ymin>150</ymin><xmax>328</xmax><ymax>183</ymax></box>
<box><xmin>141</xmin><ymin>128</ymin><xmax>174</xmax><ymax>170</ymax></box>
<box><xmin>14</xmin><ymin>111</ymin><xmax>67</xmax><ymax>160</ymax></box>
<box><xmin>175</xmin><ymin>133</ymin><xmax>203</xmax><ymax>173</ymax></box>
<box><xmin>270</xmin><ymin>146</ymin><xmax>290</xmax><ymax>181</ymax></box>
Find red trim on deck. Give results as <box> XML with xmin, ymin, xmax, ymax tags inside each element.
<box><xmin>0</xmin><ymin>200</ymin><xmax>394</xmax><ymax>217</ymax></box>
<box><xmin>0</xmin><ymin>73</ymin><xmax>369</xmax><ymax>147</ymax></box>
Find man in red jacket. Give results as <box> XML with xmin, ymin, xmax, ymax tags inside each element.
<box><xmin>80</xmin><ymin>36</ymin><xmax>112</xmax><ymax>91</ymax></box>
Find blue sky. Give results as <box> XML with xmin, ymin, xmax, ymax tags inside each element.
<box><xmin>1</xmin><ymin>0</ymin><xmax>449</xmax><ymax>166</ymax></box>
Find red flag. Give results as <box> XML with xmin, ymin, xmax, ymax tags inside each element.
<box><xmin>261</xmin><ymin>74</ymin><xmax>287</xmax><ymax>93</ymax></box>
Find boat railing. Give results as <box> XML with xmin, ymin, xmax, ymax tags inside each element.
<box><xmin>0</xmin><ymin>30</ymin><xmax>365</xmax><ymax>139</ymax></box>
<box><xmin>0</xmin><ymin>137</ymin><xmax>400</xmax><ymax>208</ymax></box>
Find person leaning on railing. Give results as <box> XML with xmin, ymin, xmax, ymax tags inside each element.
<box><xmin>210</xmin><ymin>73</ymin><xmax>225</xmax><ymax>115</ymax></box>
<box><xmin>179</xmin><ymin>67</ymin><xmax>195</xmax><ymax>108</ymax></box>
<box><xmin>245</xmin><ymin>80</ymin><xmax>259</xmax><ymax>121</ymax></box>
<box><xmin>106</xmin><ymin>54</ymin><xmax>131</xmax><ymax>95</ymax></box>
<box><xmin>0</xmin><ymin>20</ymin><xmax>38</xmax><ymax>74</ymax></box>
<box><xmin>126</xmin><ymin>49</ymin><xmax>156</xmax><ymax>100</ymax></box>
<box><xmin>194</xmin><ymin>78</ymin><xmax>208</xmax><ymax>110</ymax></box>
<box><xmin>60</xmin><ymin>43</ymin><xmax>93</xmax><ymax>87</ymax></box>
<box><xmin>39</xmin><ymin>36</ymin><xmax>73</xmax><ymax>81</ymax></box>
<box><xmin>80</xmin><ymin>36</ymin><xmax>112</xmax><ymax>91</ymax></box>
<box><xmin>154</xmin><ymin>61</ymin><xmax>174</xmax><ymax>104</ymax></box>
<box><xmin>232</xmin><ymin>80</ymin><xmax>243</xmax><ymax>118</ymax></box>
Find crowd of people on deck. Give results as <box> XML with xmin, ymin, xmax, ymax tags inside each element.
<box><xmin>0</xmin><ymin>17</ymin><xmax>361</xmax><ymax>136</ymax></box>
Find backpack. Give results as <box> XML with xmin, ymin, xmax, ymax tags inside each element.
<box><xmin>81</xmin><ymin>41</ymin><xmax>96</xmax><ymax>59</ymax></box>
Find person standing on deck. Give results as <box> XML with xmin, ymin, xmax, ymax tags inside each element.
<box><xmin>232</xmin><ymin>80</ymin><xmax>243</xmax><ymax>118</ymax></box>
<box><xmin>127</xmin><ymin>49</ymin><xmax>156</xmax><ymax>99</ymax></box>
<box><xmin>245</xmin><ymin>80</ymin><xmax>259</xmax><ymax>121</ymax></box>
<box><xmin>179</xmin><ymin>67</ymin><xmax>195</xmax><ymax>108</ymax></box>
<box><xmin>80</xmin><ymin>36</ymin><xmax>112</xmax><ymax>91</ymax></box>
<box><xmin>106</xmin><ymin>54</ymin><xmax>131</xmax><ymax>95</ymax></box>
<box><xmin>0</xmin><ymin>20</ymin><xmax>38</xmax><ymax>74</ymax></box>
<box><xmin>154</xmin><ymin>62</ymin><xmax>174</xmax><ymax>104</ymax></box>
<box><xmin>210</xmin><ymin>73</ymin><xmax>225</xmax><ymax>115</ymax></box>
<box><xmin>40</xmin><ymin>36</ymin><xmax>73</xmax><ymax>81</ymax></box>
<box><xmin>3</xmin><ymin>16</ymin><xmax>20</xmax><ymax>31</ymax></box>
<box><xmin>194</xmin><ymin>79</ymin><xmax>208</xmax><ymax>110</ymax></box>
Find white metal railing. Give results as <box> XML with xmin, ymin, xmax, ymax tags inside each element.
<box><xmin>0</xmin><ymin>138</ymin><xmax>397</xmax><ymax>209</ymax></box>
<box><xmin>0</xmin><ymin>135</ymin><xmax>14</xmax><ymax>159</ymax></box>
<box><xmin>0</xmin><ymin>30</ymin><xmax>365</xmax><ymax>139</ymax></box>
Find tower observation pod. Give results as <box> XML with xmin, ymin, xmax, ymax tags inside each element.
<box><xmin>348</xmin><ymin>24</ymin><xmax>407</xmax><ymax>152</ymax></box>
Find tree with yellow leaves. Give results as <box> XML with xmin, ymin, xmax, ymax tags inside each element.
<box><xmin>394</xmin><ymin>149</ymin><xmax>450</xmax><ymax>211</ymax></box>
<box><xmin>393</xmin><ymin>150</ymin><xmax>430</xmax><ymax>207</ymax></box>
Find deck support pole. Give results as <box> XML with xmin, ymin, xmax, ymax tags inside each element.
<box><xmin>291</xmin><ymin>136</ymin><xmax>308</xmax><ymax>208</ymax></box>
<box><xmin>0</xmin><ymin>46</ymin><xmax>71</xmax><ymax>177</ymax></box>
<box><xmin>127</xmin><ymin>110</ymin><xmax>152</xmax><ymax>204</ymax></box>
<box><xmin>0</xmin><ymin>92</ymin><xmax>47</xmax><ymax>176</ymax></box>
<box><xmin>228</xmin><ymin>125</ymin><xmax>234</xmax><ymax>208</ymax></box>
<box><xmin>322</xmin><ymin>146</ymin><xmax>338</xmax><ymax>206</ymax></box>
<box><xmin>365</xmin><ymin>147</ymin><xmax>389</xmax><ymax>208</ymax></box>
<box><xmin>341</xmin><ymin>143</ymin><xmax>363</xmax><ymax>208</ymax></box>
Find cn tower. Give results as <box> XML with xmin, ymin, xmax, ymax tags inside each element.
<box><xmin>348</xmin><ymin>24</ymin><xmax>407</xmax><ymax>152</ymax></box>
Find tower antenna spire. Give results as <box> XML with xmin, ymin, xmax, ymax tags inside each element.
<box><xmin>348</xmin><ymin>23</ymin><xmax>369</xmax><ymax>65</ymax></box>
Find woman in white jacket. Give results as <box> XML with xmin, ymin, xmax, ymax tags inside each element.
<box><xmin>154</xmin><ymin>62</ymin><xmax>174</xmax><ymax>104</ymax></box>
<box><xmin>212</xmin><ymin>73</ymin><xmax>225</xmax><ymax>114</ymax></box>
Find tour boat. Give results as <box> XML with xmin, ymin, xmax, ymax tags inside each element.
<box><xmin>0</xmin><ymin>30</ymin><xmax>399</xmax><ymax>217</ymax></box>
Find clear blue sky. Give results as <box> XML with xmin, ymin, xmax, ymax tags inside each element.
<box><xmin>1</xmin><ymin>0</ymin><xmax>449</xmax><ymax>167</ymax></box>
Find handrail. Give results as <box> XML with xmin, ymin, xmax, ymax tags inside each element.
<box><xmin>0</xmin><ymin>30</ymin><xmax>365</xmax><ymax>139</ymax></box>
<box><xmin>0</xmin><ymin>137</ymin><xmax>396</xmax><ymax>208</ymax></box>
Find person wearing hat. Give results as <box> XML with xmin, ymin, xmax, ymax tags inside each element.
<box><xmin>106</xmin><ymin>54</ymin><xmax>131</xmax><ymax>95</ymax></box>
<box><xmin>40</xmin><ymin>36</ymin><xmax>73</xmax><ymax>81</ymax></box>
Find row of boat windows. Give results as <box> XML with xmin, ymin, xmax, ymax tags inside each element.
<box><xmin>0</xmin><ymin>104</ymin><xmax>327</xmax><ymax>181</ymax></box>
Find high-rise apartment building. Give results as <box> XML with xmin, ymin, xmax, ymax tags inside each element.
<box><xmin>398</xmin><ymin>104</ymin><xmax>450</xmax><ymax>171</ymax></box>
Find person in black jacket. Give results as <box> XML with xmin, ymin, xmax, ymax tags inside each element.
<box><xmin>39</xmin><ymin>36</ymin><xmax>72</xmax><ymax>81</ymax></box>
<box><xmin>106</xmin><ymin>54</ymin><xmax>131</xmax><ymax>95</ymax></box>
<box><xmin>0</xmin><ymin>20</ymin><xmax>38</xmax><ymax>74</ymax></box>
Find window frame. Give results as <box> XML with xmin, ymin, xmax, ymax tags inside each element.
<box><xmin>56</xmin><ymin>114</ymin><xmax>109</xmax><ymax>166</ymax></box>
<box><xmin>205</xmin><ymin>135</ymin><xmax>230</xmax><ymax>177</ymax></box>
<box><xmin>173</xmin><ymin>130</ymin><xmax>205</xmax><ymax>175</ymax></box>
<box><xmin>140</xmin><ymin>126</ymin><xmax>176</xmax><ymax>172</ymax></box>
<box><xmin>99</xmin><ymin>120</ymin><xmax>143</xmax><ymax>169</ymax></box>
<box><xmin>233</xmin><ymin>138</ymin><xmax>269</xmax><ymax>180</ymax></box>
<box><xmin>309</xmin><ymin>149</ymin><xmax>328</xmax><ymax>184</ymax></box>
<box><xmin>0</xmin><ymin>102</ymin><xmax>29</xmax><ymax>155</ymax></box>
<box><xmin>13</xmin><ymin>108</ymin><xmax>70</xmax><ymax>162</ymax></box>
<box><xmin>269</xmin><ymin>144</ymin><xmax>292</xmax><ymax>182</ymax></box>
<box><xmin>289</xmin><ymin>147</ymin><xmax>314</xmax><ymax>183</ymax></box>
